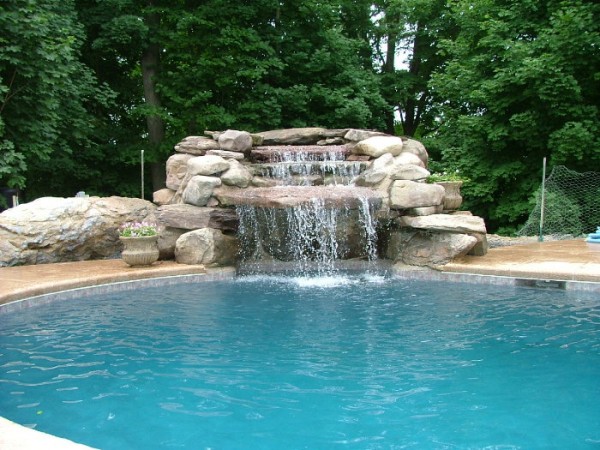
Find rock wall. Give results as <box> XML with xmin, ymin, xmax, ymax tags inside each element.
<box><xmin>0</xmin><ymin>128</ymin><xmax>488</xmax><ymax>268</ymax></box>
<box><xmin>157</xmin><ymin>127</ymin><xmax>488</xmax><ymax>268</ymax></box>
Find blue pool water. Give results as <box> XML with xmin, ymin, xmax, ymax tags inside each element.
<box><xmin>1</xmin><ymin>276</ymin><xmax>599</xmax><ymax>449</ymax></box>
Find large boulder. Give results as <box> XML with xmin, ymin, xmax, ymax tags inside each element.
<box><xmin>394</xmin><ymin>152</ymin><xmax>425</xmax><ymax>168</ymax></box>
<box><xmin>344</xmin><ymin>129</ymin><xmax>387</xmax><ymax>142</ymax></box>
<box><xmin>187</xmin><ymin>155</ymin><xmax>230</xmax><ymax>176</ymax></box>
<box><xmin>353</xmin><ymin>136</ymin><xmax>404</xmax><ymax>158</ymax></box>
<box><xmin>387</xmin><ymin>229</ymin><xmax>478</xmax><ymax>266</ymax></box>
<box><xmin>206</xmin><ymin>149</ymin><xmax>245</xmax><ymax>160</ymax></box>
<box><xmin>153</xmin><ymin>188</ymin><xmax>176</xmax><ymax>206</ymax></box>
<box><xmin>257</xmin><ymin>127</ymin><xmax>327</xmax><ymax>145</ymax></box>
<box><xmin>174</xmin><ymin>136</ymin><xmax>219</xmax><ymax>155</ymax></box>
<box><xmin>0</xmin><ymin>196</ymin><xmax>156</xmax><ymax>266</ymax></box>
<box><xmin>156</xmin><ymin>204</ymin><xmax>238</xmax><ymax>232</ymax></box>
<box><xmin>218</xmin><ymin>129</ymin><xmax>253</xmax><ymax>153</ymax></box>
<box><xmin>390</xmin><ymin>164</ymin><xmax>430</xmax><ymax>181</ymax></box>
<box><xmin>175</xmin><ymin>228</ymin><xmax>238</xmax><ymax>266</ymax></box>
<box><xmin>389</xmin><ymin>180</ymin><xmax>444</xmax><ymax>209</ymax></box>
<box><xmin>166</xmin><ymin>153</ymin><xmax>193</xmax><ymax>190</ymax></box>
<box><xmin>182</xmin><ymin>175</ymin><xmax>222</xmax><ymax>206</ymax></box>
<box><xmin>220</xmin><ymin>160</ymin><xmax>253</xmax><ymax>188</ymax></box>
<box><xmin>214</xmin><ymin>185</ymin><xmax>384</xmax><ymax>210</ymax></box>
<box><xmin>400</xmin><ymin>138</ymin><xmax>429</xmax><ymax>166</ymax></box>
<box><xmin>354</xmin><ymin>153</ymin><xmax>394</xmax><ymax>186</ymax></box>
<box><xmin>398</xmin><ymin>214</ymin><xmax>487</xmax><ymax>234</ymax></box>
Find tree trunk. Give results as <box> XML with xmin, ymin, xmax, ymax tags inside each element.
<box><xmin>384</xmin><ymin>28</ymin><xmax>397</xmax><ymax>135</ymax></box>
<box><xmin>141</xmin><ymin>8</ymin><xmax>166</xmax><ymax>192</ymax></box>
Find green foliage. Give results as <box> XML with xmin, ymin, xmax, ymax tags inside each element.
<box><xmin>427</xmin><ymin>0</ymin><xmax>600</xmax><ymax>232</ymax></box>
<box><xmin>0</xmin><ymin>0</ymin><xmax>114</xmax><ymax>196</ymax></box>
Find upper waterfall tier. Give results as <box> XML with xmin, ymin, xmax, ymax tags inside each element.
<box><xmin>250</xmin><ymin>145</ymin><xmax>350</xmax><ymax>162</ymax></box>
<box><xmin>214</xmin><ymin>185</ymin><xmax>385</xmax><ymax>209</ymax></box>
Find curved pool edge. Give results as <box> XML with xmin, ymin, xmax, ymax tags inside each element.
<box><xmin>0</xmin><ymin>259</ymin><xmax>227</xmax><ymax>308</ymax></box>
<box><xmin>0</xmin><ymin>263</ymin><xmax>236</xmax><ymax>314</ymax></box>
<box><xmin>394</xmin><ymin>264</ymin><xmax>600</xmax><ymax>292</ymax></box>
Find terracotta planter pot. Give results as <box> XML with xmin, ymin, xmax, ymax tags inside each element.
<box><xmin>436</xmin><ymin>181</ymin><xmax>463</xmax><ymax>211</ymax></box>
<box><xmin>120</xmin><ymin>235</ymin><xmax>159</xmax><ymax>266</ymax></box>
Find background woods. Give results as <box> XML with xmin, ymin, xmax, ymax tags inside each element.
<box><xmin>1</xmin><ymin>0</ymin><xmax>598</xmax><ymax>233</ymax></box>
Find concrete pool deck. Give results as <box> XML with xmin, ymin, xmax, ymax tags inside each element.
<box><xmin>0</xmin><ymin>238</ymin><xmax>599</xmax><ymax>449</ymax></box>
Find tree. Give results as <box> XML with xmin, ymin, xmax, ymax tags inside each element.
<box><xmin>427</xmin><ymin>0</ymin><xmax>600</xmax><ymax>233</ymax></box>
<box><xmin>374</xmin><ymin>0</ymin><xmax>455</xmax><ymax>137</ymax></box>
<box><xmin>0</xmin><ymin>0</ymin><xmax>112</xmax><ymax>197</ymax></box>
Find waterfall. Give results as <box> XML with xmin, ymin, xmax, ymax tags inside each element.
<box><xmin>255</xmin><ymin>149</ymin><xmax>364</xmax><ymax>185</ymax></box>
<box><xmin>236</xmin><ymin>144</ymin><xmax>381</xmax><ymax>275</ymax></box>
<box><xmin>358</xmin><ymin>195</ymin><xmax>378</xmax><ymax>262</ymax></box>
<box><xmin>236</xmin><ymin>194</ymin><xmax>379</xmax><ymax>275</ymax></box>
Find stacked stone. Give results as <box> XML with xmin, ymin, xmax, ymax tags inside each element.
<box><xmin>348</xmin><ymin>134</ymin><xmax>487</xmax><ymax>265</ymax></box>
<box><xmin>155</xmin><ymin>127</ymin><xmax>488</xmax><ymax>268</ymax></box>
<box><xmin>0</xmin><ymin>127</ymin><xmax>489</xmax><ymax>268</ymax></box>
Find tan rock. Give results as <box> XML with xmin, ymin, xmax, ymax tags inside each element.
<box><xmin>398</xmin><ymin>214</ymin><xmax>487</xmax><ymax>234</ymax></box>
<box><xmin>0</xmin><ymin>196</ymin><xmax>156</xmax><ymax>266</ymax></box>
<box><xmin>353</xmin><ymin>136</ymin><xmax>404</xmax><ymax>158</ymax></box>
<box><xmin>389</xmin><ymin>180</ymin><xmax>444</xmax><ymax>209</ymax></box>
<box><xmin>166</xmin><ymin>153</ymin><xmax>193</xmax><ymax>190</ymax></box>
<box><xmin>175</xmin><ymin>228</ymin><xmax>238</xmax><ymax>266</ymax></box>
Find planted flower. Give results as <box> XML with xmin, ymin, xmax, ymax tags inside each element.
<box><xmin>119</xmin><ymin>221</ymin><xmax>158</xmax><ymax>238</ymax></box>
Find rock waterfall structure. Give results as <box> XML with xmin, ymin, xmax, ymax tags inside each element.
<box><xmin>0</xmin><ymin>127</ymin><xmax>488</xmax><ymax>269</ymax></box>
<box><xmin>156</xmin><ymin>127</ymin><xmax>488</xmax><ymax>270</ymax></box>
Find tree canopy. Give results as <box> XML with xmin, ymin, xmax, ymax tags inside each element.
<box><xmin>1</xmin><ymin>0</ymin><xmax>598</xmax><ymax>233</ymax></box>
<box><xmin>426</xmin><ymin>0</ymin><xmax>600</xmax><ymax>232</ymax></box>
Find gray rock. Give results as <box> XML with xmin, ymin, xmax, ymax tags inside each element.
<box><xmin>344</xmin><ymin>129</ymin><xmax>387</xmax><ymax>142</ymax></box>
<box><xmin>206</xmin><ymin>149</ymin><xmax>246</xmax><ymax>160</ymax></box>
<box><xmin>400</xmin><ymin>138</ymin><xmax>429</xmax><ymax>166</ymax></box>
<box><xmin>182</xmin><ymin>175</ymin><xmax>222</xmax><ymax>206</ymax></box>
<box><xmin>400</xmin><ymin>231</ymin><xmax>477</xmax><ymax>266</ymax></box>
<box><xmin>174</xmin><ymin>136</ymin><xmax>219</xmax><ymax>155</ymax></box>
<box><xmin>220</xmin><ymin>160</ymin><xmax>253</xmax><ymax>188</ymax></box>
<box><xmin>468</xmin><ymin>233</ymin><xmax>489</xmax><ymax>256</ymax></box>
<box><xmin>407</xmin><ymin>205</ymin><xmax>444</xmax><ymax>216</ymax></box>
<box><xmin>153</xmin><ymin>188</ymin><xmax>176</xmax><ymax>206</ymax></box>
<box><xmin>390</xmin><ymin>164</ymin><xmax>430</xmax><ymax>181</ymax></box>
<box><xmin>394</xmin><ymin>152</ymin><xmax>425</xmax><ymax>168</ymax></box>
<box><xmin>389</xmin><ymin>180</ymin><xmax>444</xmax><ymax>209</ymax></box>
<box><xmin>354</xmin><ymin>153</ymin><xmax>394</xmax><ymax>186</ymax></box>
<box><xmin>187</xmin><ymin>155</ymin><xmax>230</xmax><ymax>176</ymax></box>
<box><xmin>166</xmin><ymin>153</ymin><xmax>193</xmax><ymax>190</ymax></box>
<box><xmin>257</xmin><ymin>127</ymin><xmax>327</xmax><ymax>145</ymax></box>
<box><xmin>251</xmin><ymin>176</ymin><xmax>281</xmax><ymax>187</ymax></box>
<box><xmin>353</xmin><ymin>136</ymin><xmax>404</xmax><ymax>158</ymax></box>
<box><xmin>157</xmin><ymin>226</ymin><xmax>187</xmax><ymax>260</ymax></box>
<box><xmin>156</xmin><ymin>204</ymin><xmax>239</xmax><ymax>231</ymax></box>
<box><xmin>398</xmin><ymin>214</ymin><xmax>487</xmax><ymax>234</ymax></box>
<box><xmin>175</xmin><ymin>228</ymin><xmax>238</xmax><ymax>266</ymax></box>
<box><xmin>214</xmin><ymin>185</ymin><xmax>384</xmax><ymax>210</ymax></box>
<box><xmin>0</xmin><ymin>196</ymin><xmax>156</xmax><ymax>266</ymax></box>
<box><xmin>218</xmin><ymin>129</ymin><xmax>253</xmax><ymax>153</ymax></box>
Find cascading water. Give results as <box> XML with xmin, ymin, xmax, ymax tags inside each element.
<box><xmin>254</xmin><ymin>148</ymin><xmax>364</xmax><ymax>185</ymax></box>
<box><xmin>236</xmin><ymin>144</ymin><xmax>382</xmax><ymax>275</ymax></box>
<box><xmin>236</xmin><ymin>197</ymin><xmax>379</xmax><ymax>275</ymax></box>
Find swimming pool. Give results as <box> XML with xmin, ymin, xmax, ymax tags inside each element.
<box><xmin>1</xmin><ymin>276</ymin><xmax>599</xmax><ymax>449</ymax></box>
